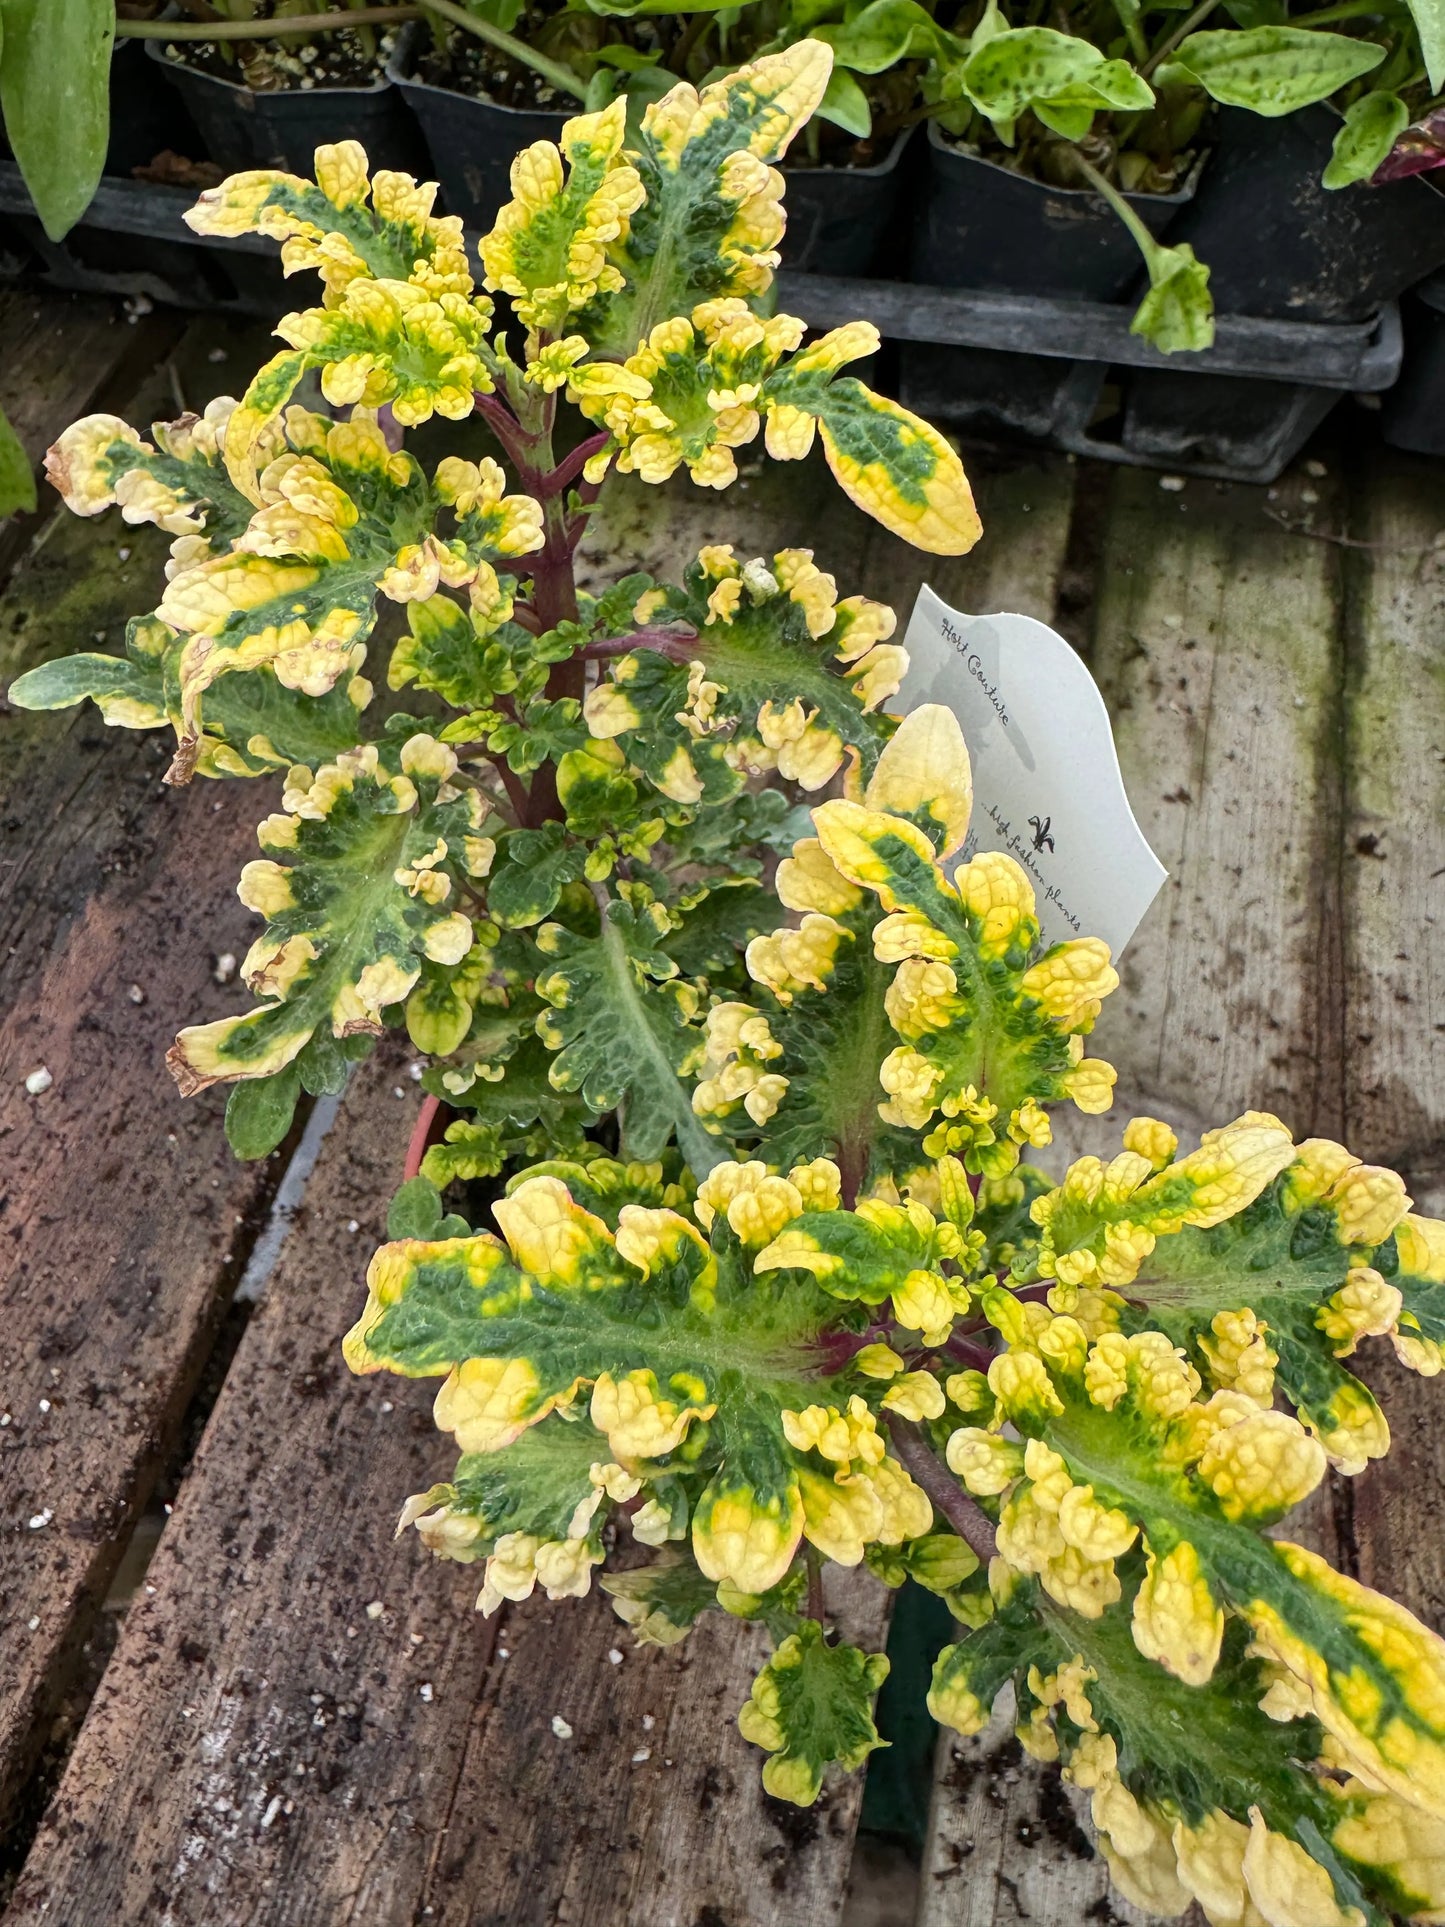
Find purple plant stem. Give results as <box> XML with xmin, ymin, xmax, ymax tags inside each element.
<box><xmin>546</xmin><ymin>430</ymin><xmax>611</xmax><ymax>497</ymax></box>
<box><xmin>886</xmin><ymin>1416</ymin><xmax>998</xmax><ymax>1563</ymax></box>
<box><xmin>580</xmin><ymin>626</ymin><xmax>698</xmax><ymax>663</ymax></box>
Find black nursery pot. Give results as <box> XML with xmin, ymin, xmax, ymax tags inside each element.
<box><xmin>779</xmin><ymin>129</ymin><xmax>913</xmax><ymax>278</ymax></box>
<box><xmin>1164</xmin><ymin>105</ymin><xmax>1445</xmax><ymax>323</ymax></box>
<box><xmin>145</xmin><ymin>38</ymin><xmax>427</xmax><ymax>178</ymax></box>
<box><xmin>107</xmin><ymin>37</ymin><xmax>206</xmax><ymax>175</ymax></box>
<box><xmin>387</xmin><ymin>23</ymin><xmax>566</xmax><ymax>229</ymax></box>
<box><xmin>910</xmin><ymin>119</ymin><xmax>1199</xmax><ymax>300</ymax></box>
<box><xmin>1381</xmin><ymin>271</ymin><xmax>1445</xmax><ymax>456</ymax></box>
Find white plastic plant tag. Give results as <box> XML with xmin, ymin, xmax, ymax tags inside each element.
<box><xmin>896</xmin><ymin>586</ymin><xmax>1166</xmax><ymax>959</ymax></box>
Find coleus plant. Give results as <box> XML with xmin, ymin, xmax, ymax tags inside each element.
<box><xmin>13</xmin><ymin>42</ymin><xmax>1445</xmax><ymax>1927</ymax></box>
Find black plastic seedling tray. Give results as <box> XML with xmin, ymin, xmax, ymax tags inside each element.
<box><xmin>0</xmin><ymin>162</ymin><xmax>1403</xmax><ymax>485</ymax></box>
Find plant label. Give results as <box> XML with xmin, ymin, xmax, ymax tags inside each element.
<box><xmin>897</xmin><ymin>587</ymin><xmax>1166</xmax><ymax>958</ymax></box>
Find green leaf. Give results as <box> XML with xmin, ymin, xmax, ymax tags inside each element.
<box><xmin>960</xmin><ymin>28</ymin><xmax>1154</xmax><ymax>141</ymax></box>
<box><xmin>1405</xmin><ymin>0</ymin><xmax>1445</xmax><ymax>93</ymax></box>
<box><xmin>488</xmin><ymin>824</ymin><xmax>587</xmax><ymax>929</ymax></box>
<box><xmin>1323</xmin><ymin>89</ymin><xmax>1408</xmax><ymax>188</ymax></box>
<box><xmin>1159</xmin><ymin>26</ymin><xmax>1385</xmax><ymax>116</ymax></box>
<box><xmin>388</xmin><ymin>1175</ymin><xmax>449</xmax><ymax>1240</ymax></box>
<box><xmin>224</xmin><ymin>1063</ymin><xmax>301</xmax><ymax>1160</ymax></box>
<box><xmin>0</xmin><ymin>0</ymin><xmax>113</xmax><ymax>241</ymax></box>
<box><xmin>533</xmin><ymin>895</ymin><xmax>719</xmax><ymax>1169</ymax></box>
<box><xmin>0</xmin><ymin>401</ymin><xmax>34</xmax><ymax>517</ymax></box>
<box><xmin>817</xmin><ymin>0</ymin><xmax>955</xmax><ymax>75</ymax></box>
<box><xmin>417</xmin><ymin>1119</ymin><xmax>508</xmax><ymax>1189</ymax></box>
<box><xmin>602</xmin><ymin>1549</ymin><xmax>723</xmax><ymax>1645</ymax></box>
<box><xmin>1130</xmin><ymin>241</ymin><xmax>1215</xmax><ymax>355</ymax></box>
<box><xmin>817</xmin><ymin>67</ymin><xmax>874</xmax><ymax>139</ymax></box>
<box><xmin>738</xmin><ymin>1620</ymin><xmax>889</xmax><ymax>1804</ymax></box>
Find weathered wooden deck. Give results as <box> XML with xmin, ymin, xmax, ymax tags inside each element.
<box><xmin>1</xmin><ymin>287</ymin><xmax>1442</xmax><ymax>1927</ymax></box>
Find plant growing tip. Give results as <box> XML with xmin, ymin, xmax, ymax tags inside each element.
<box><xmin>11</xmin><ymin>53</ymin><xmax>1445</xmax><ymax>1924</ymax></box>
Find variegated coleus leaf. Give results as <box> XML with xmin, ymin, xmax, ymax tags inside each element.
<box><xmin>928</xmin><ymin>1581</ymin><xmax>1431</xmax><ymax>1927</ymax></box>
<box><xmin>9</xmin><ymin>612</ymin><xmax>366</xmax><ymax>780</ymax></box>
<box><xmin>738</xmin><ymin>1619</ymin><xmax>889</xmax><ymax>1805</ymax></box>
<box><xmin>932</xmin><ymin>1301</ymin><xmax>1445</xmax><ymax>1852</ymax></box>
<box><xmin>692</xmin><ymin>711</ymin><xmax>986</xmax><ymax>1189</ymax></box>
<box><xmin>44</xmin><ymin>396</ymin><xmax>256</xmax><ymax>556</ymax></box>
<box><xmin>780</xmin><ymin>708</ymin><xmax>1122</xmax><ymax>1175</ymax></box>
<box><xmin>183</xmin><ymin>138</ymin><xmax>474</xmax><ymax>305</ymax></box>
<box><xmin>1022</xmin><ymin>1116</ymin><xmax>1445</xmax><ymax>1475</ymax></box>
<box><xmin>154</xmin><ymin>410</ymin><xmax>542</xmax><ymax>780</ymax></box>
<box><xmin>574</xmin><ymin>42</ymin><xmax>835</xmax><ymax>355</ymax></box>
<box><xmin>345</xmin><ymin>1161</ymin><xmax>941</xmax><ymax>1601</ymax></box>
<box><xmin>566</xmin><ymin>299</ymin><xmax>980</xmax><ymax>556</ymax></box>
<box><xmin>531</xmin><ymin>892</ymin><xmax>719</xmax><ymax>1169</ymax></box>
<box><xmin>168</xmin><ymin>734</ymin><xmax>494</xmax><ymax>1099</ymax></box>
<box><xmin>582</xmin><ymin>545</ymin><xmax>902</xmax><ymax>808</ymax></box>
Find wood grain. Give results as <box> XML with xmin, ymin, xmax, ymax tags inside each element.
<box><xmin>1340</xmin><ymin>453</ymin><xmax>1445</xmax><ymax>1634</ymax></box>
<box><xmin>0</xmin><ymin>320</ymin><xmax>287</xmax><ymax>1826</ymax></box>
<box><xmin>1088</xmin><ymin>464</ymin><xmax>1347</xmax><ymax>1139</ymax></box>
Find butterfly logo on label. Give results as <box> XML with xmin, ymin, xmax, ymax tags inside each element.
<box><xmin>1028</xmin><ymin>813</ymin><xmax>1055</xmax><ymax>855</ymax></box>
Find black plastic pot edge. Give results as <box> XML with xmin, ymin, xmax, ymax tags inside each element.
<box><xmin>144</xmin><ymin>32</ymin><xmax>426</xmax><ymax>178</ymax></box>
<box><xmin>1166</xmin><ymin>103</ymin><xmax>1445</xmax><ymax>324</ymax></box>
<box><xmin>1380</xmin><ymin>274</ymin><xmax>1445</xmax><ymax>456</ymax></box>
<box><xmin>386</xmin><ymin>20</ymin><xmax>568</xmax><ymax>229</ymax></box>
<box><xmin>911</xmin><ymin>118</ymin><xmax>1204</xmax><ymax>303</ymax></box>
<box><xmin>778</xmin><ymin>127</ymin><xmax>914</xmax><ymax>279</ymax></box>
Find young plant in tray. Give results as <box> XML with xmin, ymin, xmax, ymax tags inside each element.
<box><xmin>746</xmin><ymin>0</ymin><xmax>1442</xmax><ymax>351</ymax></box>
<box><xmin>15</xmin><ymin>44</ymin><xmax>1445</xmax><ymax>1924</ymax></box>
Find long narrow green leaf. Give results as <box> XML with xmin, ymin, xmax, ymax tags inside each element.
<box><xmin>0</xmin><ymin>0</ymin><xmax>113</xmax><ymax>241</ymax></box>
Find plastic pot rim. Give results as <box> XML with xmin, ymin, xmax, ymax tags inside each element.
<box><xmin>782</xmin><ymin>124</ymin><xmax>914</xmax><ymax>183</ymax></box>
<box><xmin>924</xmin><ymin>117</ymin><xmax>1205</xmax><ymax>210</ymax></box>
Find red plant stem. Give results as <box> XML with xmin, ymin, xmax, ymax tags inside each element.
<box><xmin>404</xmin><ymin>1094</ymin><xmax>444</xmax><ymax>1183</ymax></box>
<box><xmin>486</xmin><ymin>753</ymin><xmax>531</xmax><ymax>824</ymax></box>
<box><xmin>805</xmin><ymin>1545</ymin><xmax>826</xmax><ymax>1626</ymax></box>
<box><xmin>473</xmin><ymin>391</ymin><xmax>540</xmax><ymax>486</ymax></box>
<box><xmin>545</xmin><ymin>431</ymin><xmax>611</xmax><ymax>498</ymax></box>
<box><xmin>942</xmin><ymin>1336</ymin><xmax>997</xmax><ymax>1373</ymax></box>
<box><xmin>885</xmin><ymin>1417</ymin><xmax>998</xmax><ymax>1563</ymax></box>
<box><xmin>580</xmin><ymin>626</ymin><xmax>698</xmax><ymax>663</ymax></box>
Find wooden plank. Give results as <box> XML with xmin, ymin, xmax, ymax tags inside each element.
<box><xmin>7</xmin><ymin>450</ymin><xmax>1077</xmax><ymax>1926</ymax></box>
<box><xmin>1339</xmin><ymin>452</ymin><xmax>1445</xmax><ymax>1627</ymax></box>
<box><xmin>1088</xmin><ymin>463</ymin><xmax>1347</xmax><ymax>1138</ymax></box>
<box><xmin>0</xmin><ymin>287</ymin><xmax>173</xmax><ymax>576</ymax></box>
<box><xmin>0</xmin><ymin>314</ymin><xmax>290</xmax><ymax>1828</ymax></box>
<box><xmin>916</xmin><ymin>461</ymin><xmax>1351</xmax><ymax>1927</ymax></box>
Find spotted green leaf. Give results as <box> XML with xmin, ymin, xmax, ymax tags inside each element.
<box><xmin>1158</xmin><ymin>26</ymin><xmax>1385</xmax><ymax>115</ymax></box>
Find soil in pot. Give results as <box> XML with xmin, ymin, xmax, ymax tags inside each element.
<box><xmin>1164</xmin><ymin>104</ymin><xmax>1445</xmax><ymax>323</ymax></box>
<box><xmin>149</xmin><ymin>20</ymin><xmax>427</xmax><ymax>177</ymax></box>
